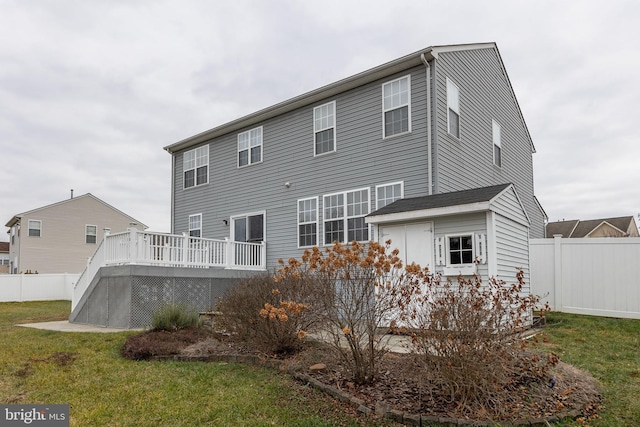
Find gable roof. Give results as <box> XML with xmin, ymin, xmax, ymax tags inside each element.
<box><xmin>366</xmin><ymin>183</ymin><xmax>516</xmax><ymax>224</ymax></box>
<box><xmin>4</xmin><ymin>193</ymin><xmax>148</xmax><ymax>229</ymax></box>
<box><xmin>164</xmin><ymin>42</ymin><xmax>534</xmax><ymax>154</ymax></box>
<box><xmin>546</xmin><ymin>216</ymin><xmax>637</xmax><ymax>238</ymax></box>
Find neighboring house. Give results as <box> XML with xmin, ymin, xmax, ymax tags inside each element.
<box><xmin>163</xmin><ymin>42</ymin><xmax>546</xmax><ymax>286</ymax></box>
<box><xmin>5</xmin><ymin>193</ymin><xmax>147</xmax><ymax>274</ymax></box>
<box><xmin>0</xmin><ymin>242</ymin><xmax>9</xmax><ymax>274</ymax></box>
<box><xmin>546</xmin><ymin>216</ymin><xmax>640</xmax><ymax>238</ymax></box>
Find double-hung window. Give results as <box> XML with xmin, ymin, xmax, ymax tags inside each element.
<box><xmin>492</xmin><ymin>120</ymin><xmax>502</xmax><ymax>167</ymax></box>
<box><xmin>183</xmin><ymin>145</ymin><xmax>209</xmax><ymax>189</ymax></box>
<box><xmin>238</xmin><ymin>127</ymin><xmax>263</xmax><ymax>167</ymax></box>
<box><xmin>85</xmin><ymin>225</ymin><xmax>97</xmax><ymax>244</ymax></box>
<box><xmin>314</xmin><ymin>101</ymin><xmax>336</xmax><ymax>155</ymax></box>
<box><xmin>28</xmin><ymin>220</ymin><xmax>41</xmax><ymax>237</ymax></box>
<box><xmin>232</xmin><ymin>212</ymin><xmax>265</xmax><ymax>243</ymax></box>
<box><xmin>447</xmin><ymin>78</ymin><xmax>460</xmax><ymax>138</ymax></box>
<box><xmin>189</xmin><ymin>214</ymin><xmax>202</xmax><ymax>238</ymax></box>
<box><xmin>382</xmin><ymin>76</ymin><xmax>411</xmax><ymax>137</ymax></box>
<box><xmin>323</xmin><ymin>188</ymin><xmax>370</xmax><ymax>245</ymax></box>
<box><xmin>375</xmin><ymin>181</ymin><xmax>404</xmax><ymax>209</ymax></box>
<box><xmin>298</xmin><ymin>197</ymin><xmax>318</xmax><ymax>247</ymax></box>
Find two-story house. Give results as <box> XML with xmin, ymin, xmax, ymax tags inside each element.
<box><xmin>164</xmin><ymin>42</ymin><xmax>546</xmax><ymax>286</ymax></box>
<box><xmin>5</xmin><ymin>193</ymin><xmax>147</xmax><ymax>274</ymax></box>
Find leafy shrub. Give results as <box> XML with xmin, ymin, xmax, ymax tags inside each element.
<box><xmin>151</xmin><ymin>303</ymin><xmax>202</xmax><ymax>332</ymax></box>
<box><xmin>405</xmin><ymin>269</ymin><xmax>555</xmax><ymax>416</ymax></box>
<box><xmin>215</xmin><ymin>270</ymin><xmax>319</xmax><ymax>355</ymax></box>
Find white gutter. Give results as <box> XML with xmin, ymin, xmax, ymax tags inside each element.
<box><xmin>420</xmin><ymin>53</ymin><xmax>433</xmax><ymax>195</ymax></box>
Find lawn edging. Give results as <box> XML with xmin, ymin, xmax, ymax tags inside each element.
<box><xmin>151</xmin><ymin>352</ymin><xmax>585</xmax><ymax>427</ymax></box>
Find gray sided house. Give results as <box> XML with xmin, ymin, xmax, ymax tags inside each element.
<box><xmin>164</xmin><ymin>42</ymin><xmax>545</xmax><ymax>289</ymax></box>
<box><xmin>69</xmin><ymin>42</ymin><xmax>545</xmax><ymax>329</ymax></box>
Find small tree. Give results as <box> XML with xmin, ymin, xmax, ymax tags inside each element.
<box><xmin>275</xmin><ymin>240</ymin><xmax>421</xmax><ymax>384</ymax></box>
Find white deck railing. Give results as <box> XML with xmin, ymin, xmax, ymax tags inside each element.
<box><xmin>72</xmin><ymin>229</ymin><xmax>266</xmax><ymax>310</ymax></box>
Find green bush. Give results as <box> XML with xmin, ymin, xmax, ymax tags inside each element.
<box><xmin>151</xmin><ymin>303</ymin><xmax>202</xmax><ymax>331</ymax></box>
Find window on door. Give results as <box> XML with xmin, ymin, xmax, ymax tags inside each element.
<box><xmin>232</xmin><ymin>212</ymin><xmax>265</xmax><ymax>242</ymax></box>
<box><xmin>189</xmin><ymin>214</ymin><xmax>202</xmax><ymax>238</ymax></box>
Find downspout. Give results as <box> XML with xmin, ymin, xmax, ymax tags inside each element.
<box><xmin>420</xmin><ymin>53</ymin><xmax>433</xmax><ymax>195</ymax></box>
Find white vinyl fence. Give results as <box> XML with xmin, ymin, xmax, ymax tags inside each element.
<box><xmin>0</xmin><ymin>274</ymin><xmax>78</xmax><ymax>302</ymax></box>
<box><xmin>530</xmin><ymin>236</ymin><xmax>640</xmax><ymax>319</ymax></box>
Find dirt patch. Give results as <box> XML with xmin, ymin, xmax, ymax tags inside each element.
<box><xmin>121</xmin><ymin>329</ymin><xmax>601</xmax><ymax>424</ymax></box>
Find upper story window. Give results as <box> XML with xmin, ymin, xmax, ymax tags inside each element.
<box><xmin>183</xmin><ymin>145</ymin><xmax>209</xmax><ymax>189</ymax></box>
<box><xmin>314</xmin><ymin>101</ymin><xmax>336</xmax><ymax>156</ymax></box>
<box><xmin>232</xmin><ymin>212</ymin><xmax>265</xmax><ymax>243</ymax></box>
<box><xmin>375</xmin><ymin>181</ymin><xmax>404</xmax><ymax>210</ymax></box>
<box><xmin>323</xmin><ymin>188</ymin><xmax>370</xmax><ymax>245</ymax></box>
<box><xmin>382</xmin><ymin>75</ymin><xmax>411</xmax><ymax>137</ymax></box>
<box><xmin>28</xmin><ymin>220</ymin><xmax>41</xmax><ymax>237</ymax></box>
<box><xmin>492</xmin><ymin>120</ymin><xmax>502</xmax><ymax>167</ymax></box>
<box><xmin>189</xmin><ymin>214</ymin><xmax>202</xmax><ymax>238</ymax></box>
<box><xmin>238</xmin><ymin>127</ymin><xmax>263</xmax><ymax>167</ymax></box>
<box><xmin>85</xmin><ymin>225</ymin><xmax>97</xmax><ymax>244</ymax></box>
<box><xmin>447</xmin><ymin>78</ymin><xmax>460</xmax><ymax>138</ymax></box>
<box><xmin>298</xmin><ymin>197</ymin><xmax>318</xmax><ymax>247</ymax></box>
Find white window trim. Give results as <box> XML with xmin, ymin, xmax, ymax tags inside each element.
<box><xmin>188</xmin><ymin>213</ymin><xmax>202</xmax><ymax>238</ymax></box>
<box><xmin>85</xmin><ymin>224</ymin><xmax>97</xmax><ymax>244</ymax></box>
<box><xmin>313</xmin><ymin>101</ymin><xmax>337</xmax><ymax>156</ymax></box>
<box><xmin>230</xmin><ymin>210</ymin><xmax>266</xmax><ymax>242</ymax></box>
<box><xmin>322</xmin><ymin>187</ymin><xmax>371</xmax><ymax>245</ymax></box>
<box><xmin>237</xmin><ymin>126</ymin><xmax>264</xmax><ymax>168</ymax></box>
<box><xmin>375</xmin><ymin>181</ymin><xmax>404</xmax><ymax>210</ymax></box>
<box><xmin>183</xmin><ymin>145</ymin><xmax>209</xmax><ymax>189</ymax></box>
<box><xmin>437</xmin><ymin>233</ymin><xmax>486</xmax><ymax>276</ymax></box>
<box><xmin>382</xmin><ymin>75</ymin><xmax>412</xmax><ymax>139</ymax></box>
<box><xmin>446</xmin><ymin>77</ymin><xmax>460</xmax><ymax>139</ymax></box>
<box><xmin>492</xmin><ymin>119</ymin><xmax>502</xmax><ymax>168</ymax></box>
<box><xmin>297</xmin><ymin>197</ymin><xmax>319</xmax><ymax>248</ymax></box>
<box><xmin>28</xmin><ymin>220</ymin><xmax>41</xmax><ymax>237</ymax></box>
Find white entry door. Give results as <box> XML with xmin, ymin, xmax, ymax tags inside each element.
<box><xmin>379</xmin><ymin>222</ymin><xmax>434</xmax><ymax>269</ymax></box>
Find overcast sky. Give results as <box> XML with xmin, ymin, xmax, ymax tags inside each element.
<box><xmin>1</xmin><ymin>0</ymin><xmax>639</xmax><ymax>242</ymax></box>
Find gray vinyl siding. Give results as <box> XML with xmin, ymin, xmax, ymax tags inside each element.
<box><xmin>172</xmin><ymin>65</ymin><xmax>433</xmax><ymax>267</ymax></box>
<box><xmin>433</xmin><ymin>48</ymin><xmax>544</xmax><ymax>238</ymax></box>
<box><xmin>490</xmin><ymin>187</ymin><xmax>529</xmax><ymax>227</ymax></box>
<box><xmin>494</xmin><ymin>213</ymin><xmax>530</xmax><ymax>292</ymax></box>
<box><xmin>432</xmin><ymin>212</ymin><xmax>489</xmax><ymax>279</ymax></box>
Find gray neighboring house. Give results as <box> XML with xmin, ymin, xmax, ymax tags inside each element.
<box><xmin>164</xmin><ymin>42</ymin><xmax>546</xmax><ymax>287</ymax></box>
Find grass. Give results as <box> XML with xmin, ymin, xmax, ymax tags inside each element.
<box><xmin>2</xmin><ymin>302</ymin><xmax>639</xmax><ymax>426</ymax></box>
<box><xmin>537</xmin><ymin>312</ymin><xmax>640</xmax><ymax>426</ymax></box>
<box><xmin>0</xmin><ymin>301</ymin><xmax>396</xmax><ymax>426</ymax></box>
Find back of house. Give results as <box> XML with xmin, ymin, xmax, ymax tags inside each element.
<box><xmin>165</xmin><ymin>42</ymin><xmax>545</xmax><ymax>285</ymax></box>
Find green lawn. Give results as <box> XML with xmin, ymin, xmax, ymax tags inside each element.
<box><xmin>2</xmin><ymin>302</ymin><xmax>638</xmax><ymax>426</ymax></box>
<box><xmin>539</xmin><ymin>312</ymin><xmax>640</xmax><ymax>426</ymax></box>
<box><xmin>0</xmin><ymin>301</ymin><xmax>395</xmax><ymax>427</ymax></box>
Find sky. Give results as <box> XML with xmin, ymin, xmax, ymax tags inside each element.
<box><xmin>1</xmin><ymin>0</ymin><xmax>639</xmax><ymax>242</ymax></box>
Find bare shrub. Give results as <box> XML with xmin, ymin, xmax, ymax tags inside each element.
<box><xmin>215</xmin><ymin>270</ymin><xmax>319</xmax><ymax>355</ymax></box>
<box><xmin>275</xmin><ymin>241</ymin><xmax>419</xmax><ymax>384</ymax></box>
<box><xmin>405</xmin><ymin>269</ymin><xmax>556</xmax><ymax>417</ymax></box>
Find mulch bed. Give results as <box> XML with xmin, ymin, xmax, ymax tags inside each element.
<box><xmin>122</xmin><ymin>328</ymin><xmax>601</xmax><ymax>425</ymax></box>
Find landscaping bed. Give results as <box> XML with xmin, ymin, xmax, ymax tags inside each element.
<box><xmin>122</xmin><ymin>327</ymin><xmax>601</xmax><ymax>426</ymax></box>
